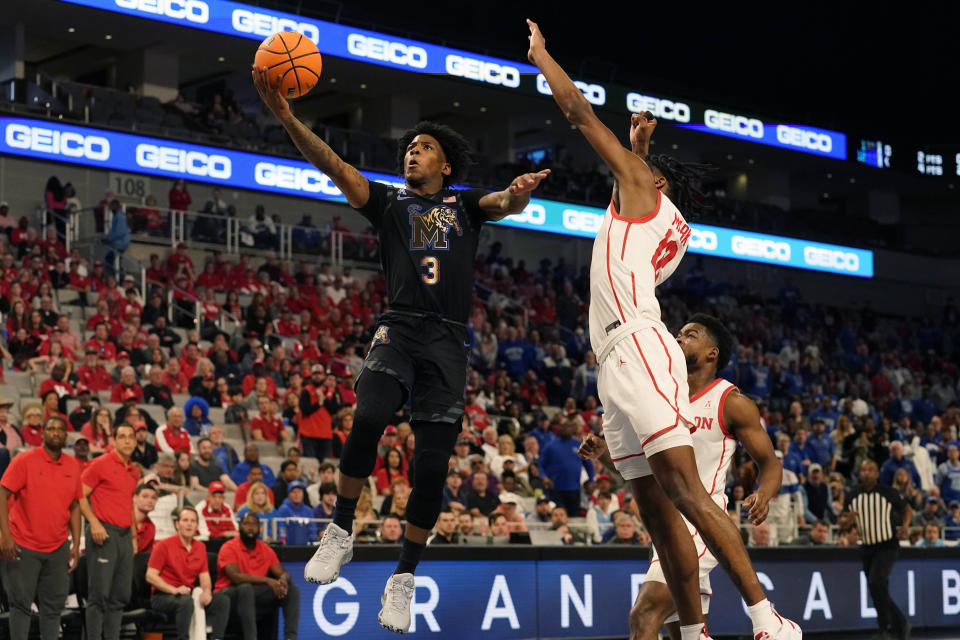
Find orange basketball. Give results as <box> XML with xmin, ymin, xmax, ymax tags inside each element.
<box><xmin>254</xmin><ymin>31</ymin><xmax>322</xmax><ymax>99</ymax></box>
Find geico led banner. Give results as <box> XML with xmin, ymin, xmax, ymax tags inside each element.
<box><xmin>56</xmin><ymin>0</ymin><xmax>538</xmax><ymax>81</ymax></box>
<box><xmin>0</xmin><ymin>115</ymin><xmax>871</xmax><ymax>277</ymax></box>
<box><xmin>680</xmin><ymin>115</ymin><xmax>848</xmax><ymax>160</ymax></box>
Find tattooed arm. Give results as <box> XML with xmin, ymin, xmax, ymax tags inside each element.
<box><xmin>252</xmin><ymin>68</ymin><xmax>370</xmax><ymax>208</ymax></box>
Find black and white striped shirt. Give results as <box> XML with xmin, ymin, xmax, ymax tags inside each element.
<box><xmin>844</xmin><ymin>483</ymin><xmax>907</xmax><ymax>548</ymax></box>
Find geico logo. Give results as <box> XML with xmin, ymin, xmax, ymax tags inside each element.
<box><xmin>803</xmin><ymin>247</ymin><xmax>859</xmax><ymax>271</ymax></box>
<box><xmin>688</xmin><ymin>228</ymin><xmax>718</xmax><ymax>250</ymax></box>
<box><xmin>625</xmin><ymin>93</ymin><xmax>691</xmax><ymax>123</ymax></box>
<box><xmin>116</xmin><ymin>0</ymin><xmax>209</xmax><ymax>23</ymax></box>
<box><xmin>135</xmin><ymin>144</ymin><xmax>230</xmax><ymax>179</ymax></box>
<box><xmin>255</xmin><ymin>163</ymin><xmax>340</xmax><ymax>195</ymax></box>
<box><xmin>731</xmin><ymin>235</ymin><xmax>790</xmax><ymax>261</ymax></box>
<box><xmin>776</xmin><ymin>125</ymin><xmax>832</xmax><ymax>152</ymax></box>
<box><xmin>562</xmin><ymin>209</ymin><xmax>603</xmax><ymax>233</ymax></box>
<box><xmin>536</xmin><ymin>75</ymin><xmax>606</xmax><ymax>106</ymax></box>
<box><xmin>704</xmin><ymin>109</ymin><xmax>764</xmax><ymax>139</ymax></box>
<box><xmin>232</xmin><ymin>10</ymin><xmax>320</xmax><ymax>42</ymax></box>
<box><xmin>347</xmin><ymin>34</ymin><xmax>427</xmax><ymax>69</ymax></box>
<box><xmin>5</xmin><ymin>124</ymin><xmax>110</xmax><ymax>161</ymax></box>
<box><xmin>511</xmin><ymin>203</ymin><xmax>546</xmax><ymax>226</ymax></box>
<box><xmin>446</xmin><ymin>55</ymin><xmax>520</xmax><ymax>88</ymax></box>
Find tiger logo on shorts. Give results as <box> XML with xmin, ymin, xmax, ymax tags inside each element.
<box><xmin>372</xmin><ymin>325</ymin><xmax>390</xmax><ymax>346</ymax></box>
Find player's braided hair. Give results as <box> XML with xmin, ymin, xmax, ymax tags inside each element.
<box><xmin>397</xmin><ymin>121</ymin><xmax>473</xmax><ymax>187</ymax></box>
<box><xmin>687</xmin><ymin>313</ymin><xmax>734</xmax><ymax>371</ymax></box>
<box><xmin>646</xmin><ymin>155</ymin><xmax>712</xmax><ymax>216</ymax></box>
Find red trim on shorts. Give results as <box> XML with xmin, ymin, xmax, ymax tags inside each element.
<box><xmin>708</xmin><ymin>438</ymin><xmax>728</xmax><ymax>495</ymax></box>
<box><xmin>641</xmin><ymin>424</ymin><xmax>679</xmax><ymax>449</ymax></box>
<box><xmin>631</xmin><ymin>272</ymin><xmax>637</xmax><ymax>307</ymax></box>
<box><xmin>621</xmin><ymin>222</ymin><xmax>633</xmax><ymax>260</ymax></box>
<box><xmin>609</xmin><ymin>192</ymin><xmax>662</xmax><ymax>224</ymax></box>
<box><xmin>611</xmin><ymin>452</ymin><xmax>646</xmax><ymax>462</ymax></box>
<box><xmin>700</xmin><ymin>592</ymin><xmax>713</xmax><ymax>597</ymax></box>
<box><xmin>605</xmin><ymin>216</ymin><xmax>627</xmax><ymax>323</ymax></box>
<box><xmin>690</xmin><ymin>378</ymin><xmax>724</xmax><ymax>403</ymax></box>
<box><xmin>652</xmin><ymin>326</ymin><xmax>694</xmax><ymax>425</ymax></box>
<box><xmin>717</xmin><ymin>384</ymin><xmax>737</xmax><ymax>439</ymax></box>
<box><xmin>651</xmin><ymin>540</ymin><xmax>707</xmax><ymax>565</ymax></box>
<box><xmin>630</xmin><ymin>332</ymin><xmax>681</xmax><ymax>428</ymax></box>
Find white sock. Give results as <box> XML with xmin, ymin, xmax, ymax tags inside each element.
<box><xmin>679</xmin><ymin>623</ymin><xmax>707</xmax><ymax>640</ymax></box>
<box><xmin>747</xmin><ymin>598</ymin><xmax>779</xmax><ymax>633</ymax></box>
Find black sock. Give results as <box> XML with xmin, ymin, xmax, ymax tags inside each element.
<box><xmin>394</xmin><ymin>538</ymin><xmax>426</xmax><ymax>575</ymax></box>
<box><xmin>332</xmin><ymin>495</ymin><xmax>359</xmax><ymax>532</ymax></box>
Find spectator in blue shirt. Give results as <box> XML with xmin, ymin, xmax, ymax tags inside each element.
<box><xmin>230</xmin><ymin>443</ymin><xmax>276</xmax><ymax>487</ymax></box>
<box><xmin>312</xmin><ymin>482</ymin><xmax>337</xmax><ymax>533</ymax></box>
<box><xmin>789</xmin><ymin>428</ymin><xmax>817</xmax><ymax>478</ymax></box>
<box><xmin>540</xmin><ymin>418</ymin><xmax>593</xmax><ymax>518</ymax></box>
<box><xmin>879</xmin><ymin>441</ymin><xmax>922</xmax><ymax>488</ymax></box>
<box><xmin>807</xmin><ymin>420</ymin><xmax>836</xmax><ymax>471</ymax></box>
<box><xmin>496</xmin><ymin>326</ymin><xmax>534</xmax><ymax>380</ymax></box>
<box><xmin>276</xmin><ymin>481</ymin><xmax>317</xmax><ymax>544</ymax></box>
<box><xmin>945</xmin><ymin>501</ymin><xmax>960</xmax><ymax>542</ymax></box>
<box><xmin>777</xmin><ymin>434</ymin><xmax>803</xmax><ymax>477</ymax></box>
<box><xmin>749</xmin><ymin>354</ymin><xmax>771</xmax><ymax>398</ymax></box>
<box><xmin>936</xmin><ymin>445</ymin><xmax>960</xmax><ymax>504</ymax></box>
<box><xmin>529</xmin><ymin>413</ymin><xmax>557</xmax><ymax>450</ymax></box>
<box><xmin>808</xmin><ymin>397</ymin><xmax>838</xmax><ymax>432</ymax></box>
<box><xmin>783</xmin><ymin>361</ymin><xmax>804</xmax><ymax>396</ymax></box>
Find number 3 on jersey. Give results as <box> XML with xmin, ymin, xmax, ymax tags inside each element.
<box><xmin>420</xmin><ymin>256</ymin><xmax>439</xmax><ymax>285</ymax></box>
<box><xmin>651</xmin><ymin>228</ymin><xmax>678</xmax><ymax>281</ymax></box>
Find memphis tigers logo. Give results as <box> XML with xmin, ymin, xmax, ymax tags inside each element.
<box><xmin>408</xmin><ymin>204</ymin><xmax>462</xmax><ymax>250</ymax></box>
<box><xmin>372</xmin><ymin>325</ymin><xmax>390</xmax><ymax>346</ymax></box>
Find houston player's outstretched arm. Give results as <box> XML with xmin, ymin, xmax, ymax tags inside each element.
<box><xmin>252</xmin><ymin>67</ymin><xmax>370</xmax><ymax>208</ymax></box>
<box><xmin>526</xmin><ymin>19</ymin><xmax>659</xmax><ymax>215</ymax></box>
<box><xmin>725</xmin><ymin>392</ymin><xmax>782</xmax><ymax>525</ymax></box>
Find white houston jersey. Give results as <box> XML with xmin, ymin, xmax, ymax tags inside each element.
<box><xmin>689</xmin><ymin>377</ymin><xmax>738</xmax><ymax>507</ymax></box>
<box><xmin>589</xmin><ymin>191</ymin><xmax>691</xmax><ymax>361</ymax></box>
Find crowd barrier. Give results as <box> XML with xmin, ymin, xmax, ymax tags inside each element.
<box><xmin>268</xmin><ymin>545</ymin><xmax>960</xmax><ymax>638</ymax></box>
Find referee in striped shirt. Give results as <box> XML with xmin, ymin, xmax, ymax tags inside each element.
<box><xmin>839</xmin><ymin>459</ymin><xmax>913</xmax><ymax>640</ymax></box>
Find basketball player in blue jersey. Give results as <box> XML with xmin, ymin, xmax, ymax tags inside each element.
<box><xmin>253</xmin><ymin>68</ymin><xmax>549</xmax><ymax>633</ymax></box>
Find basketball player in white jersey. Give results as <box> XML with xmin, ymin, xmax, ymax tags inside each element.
<box><xmin>580</xmin><ymin>315</ymin><xmax>794</xmax><ymax>640</ymax></box>
<box><xmin>528</xmin><ymin>19</ymin><xmax>801</xmax><ymax>640</ymax></box>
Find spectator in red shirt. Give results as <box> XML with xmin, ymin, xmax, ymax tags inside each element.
<box><xmin>0</xmin><ymin>415</ymin><xmax>82</xmax><ymax>640</ymax></box>
<box><xmin>196</xmin><ymin>261</ymin><xmax>223</xmax><ymax>291</ymax></box>
<box><xmin>54</xmin><ymin>314</ymin><xmax>82</xmax><ymax>354</ymax></box>
<box><xmin>168</xmin><ymin>178</ymin><xmax>191</xmax><ymax>212</ymax></box>
<box><xmin>76</xmin><ymin>348</ymin><xmax>113</xmax><ymax>392</ymax></box>
<box><xmin>145</xmin><ymin>506</ymin><xmax>229</xmax><ymax>640</ymax></box>
<box><xmin>155</xmin><ymin>407</ymin><xmax>192</xmax><ymax>455</ymax></box>
<box><xmin>134</xmin><ymin>482</ymin><xmax>159</xmax><ymax>554</ymax></box>
<box><xmin>38</xmin><ymin>362</ymin><xmax>74</xmax><ymax>412</ymax></box>
<box><xmin>85</xmin><ymin>322</ymin><xmax>117</xmax><ymax>362</ymax></box>
<box><xmin>251</xmin><ymin>396</ymin><xmax>288</xmax><ymax>443</ymax></box>
<box><xmin>41</xmin><ymin>390</ymin><xmax>69</xmax><ymax>427</ymax></box>
<box><xmin>166</xmin><ymin>242</ymin><xmax>195</xmax><ymax>281</ymax></box>
<box><xmin>215</xmin><ymin>512</ymin><xmax>299</xmax><ymax>639</ymax></box>
<box><xmin>196</xmin><ymin>481</ymin><xmax>238</xmax><ymax>541</ymax></box>
<box><xmin>110</xmin><ymin>367</ymin><xmax>143</xmax><ymax>403</ymax></box>
<box><xmin>274</xmin><ymin>308</ymin><xmax>299</xmax><ymax>337</ymax></box>
<box><xmin>119</xmin><ymin>289</ymin><xmax>142</xmax><ymax>325</ymax></box>
<box><xmin>375</xmin><ymin>449</ymin><xmax>409</xmax><ymax>496</ymax></box>
<box><xmin>162</xmin><ymin>358</ymin><xmax>189</xmax><ymax>394</ymax></box>
<box><xmin>179</xmin><ymin>342</ymin><xmax>201</xmax><ymax>380</ymax></box>
<box><xmin>145</xmin><ymin>253</ymin><xmax>168</xmax><ymax>288</ymax></box>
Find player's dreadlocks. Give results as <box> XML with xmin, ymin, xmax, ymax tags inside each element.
<box><xmin>397</xmin><ymin>121</ymin><xmax>473</xmax><ymax>187</ymax></box>
<box><xmin>646</xmin><ymin>154</ymin><xmax>712</xmax><ymax>217</ymax></box>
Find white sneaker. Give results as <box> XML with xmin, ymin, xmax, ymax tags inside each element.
<box><xmin>304</xmin><ymin>523</ymin><xmax>354</xmax><ymax>584</ymax></box>
<box><xmin>378</xmin><ymin>573</ymin><xmax>415</xmax><ymax>634</ymax></box>
<box><xmin>754</xmin><ymin>609</ymin><xmax>802</xmax><ymax>640</ymax></box>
